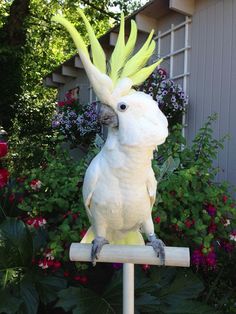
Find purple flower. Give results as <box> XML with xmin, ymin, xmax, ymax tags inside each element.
<box><xmin>191</xmin><ymin>249</ymin><xmax>204</xmax><ymax>266</ymax></box>
<box><xmin>112</xmin><ymin>263</ymin><xmax>122</xmax><ymax>270</ymax></box>
<box><xmin>206</xmin><ymin>203</ymin><xmax>217</xmax><ymax>217</ymax></box>
<box><xmin>52</xmin><ymin>120</ymin><xmax>60</xmax><ymax>128</ymax></box>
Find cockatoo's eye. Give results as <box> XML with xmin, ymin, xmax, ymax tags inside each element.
<box><xmin>117</xmin><ymin>102</ymin><xmax>128</xmax><ymax>112</ymax></box>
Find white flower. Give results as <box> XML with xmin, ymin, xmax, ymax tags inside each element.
<box><xmin>30</xmin><ymin>179</ymin><xmax>42</xmax><ymax>190</ymax></box>
<box><xmin>229</xmin><ymin>232</ymin><xmax>236</xmax><ymax>241</ymax></box>
<box><xmin>38</xmin><ymin>218</ymin><xmax>47</xmax><ymax>227</ymax></box>
<box><xmin>224</xmin><ymin>219</ymin><xmax>230</xmax><ymax>227</ymax></box>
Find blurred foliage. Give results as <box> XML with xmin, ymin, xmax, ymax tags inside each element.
<box><xmin>1</xmin><ymin>115</ymin><xmax>235</xmax><ymax>313</ymax></box>
<box><xmin>0</xmin><ymin>0</ymin><xmax>143</xmax><ymax>130</ymax></box>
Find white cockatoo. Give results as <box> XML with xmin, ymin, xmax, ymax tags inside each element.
<box><xmin>52</xmin><ymin>10</ymin><xmax>168</xmax><ymax>264</ymax></box>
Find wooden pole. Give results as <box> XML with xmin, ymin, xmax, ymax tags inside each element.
<box><xmin>69</xmin><ymin>243</ymin><xmax>190</xmax><ymax>267</ymax></box>
<box><xmin>70</xmin><ymin>244</ymin><xmax>190</xmax><ymax>314</ymax></box>
<box><xmin>123</xmin><ymin>263</ymin><xmax>134</xmax><ymax>314</ymax></box>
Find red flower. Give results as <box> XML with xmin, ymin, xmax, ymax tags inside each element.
<box><xmin>16</xmin><ymin>177</ymin><xmax>26</xmax><ymax>183</ymax></box>
<box><xmin>222</xmin><ymin>195</ymin><xmax>228</xmax><ymax>203</ymax></box>
<box><xmin>9</xmin><ymin>193</ymin><xmax>15</xmax><ymax>204</ymax></box>
<box><xmin>0</xmin><ymin>168</ymin><xmax>9</xmax><ymax>188</ymax></box>
<box><xmin>18</xmin><ymin>196</ymin><xmax>24</xmax><ymax>204</ymax></box>
<box><xmin>192</xmin><ymin>247</ymin><xmax>217</xmax><ymax>268</ymax></box>
<box><xmin>64</xmin><ymin>271</ymin><xmax>70</xmax><ymax>277</ymax></box>
<box><xmin>53</xmin><ymin>261</ymin><xmax>61</xmax><ymax>268</ymax></box>
<box><xmin>154</xmin><ymin>216</ymin><xmax>161</xmax><ymax>224</ymax></box>
<box><xmin>80</xmin><ymin>229</ymin><xmax>87</xmax><ymax>238</ymax></box>
<box><xmin>30</xmin><ymin>179</ymin><xmax>42</xmax><ymax>191</ymax></box>
<box><xmin>185</xmin><ymin>219</ymin><xmax>194</xmax><ymax>228</ymax></box>
<box><xmin>208</xmin><ymin>221</ymin><xmax>217</xmax><ymax>233</ymax></box>
<box><xmin>38</xmin><ymin>259</ymin><xmax>49</xmax><ymax>269</ymax></box>
<box><xmin>57</xmin><ymin>101</ymin><xmax>65</xmax><ymax>107</ymax></box>
<box><xmin>26</xmin><ymin>217</ymin><xmax>46</xmax><ymax>228</ymax></box>
<box><xmin>72</xmin><ymin>214</ymin><xmax>78</xmax><ymax>220</ymax></box>
<box><xmin>0</xmin><ymin>142</ymin><xmax>8</xmax><ymax>158</ymax></box>
<box><xmin>142</xmin><ymin>264</ymin><xmax>150</xmax><ymax>271</ymax></box>
<box><xmin>74</xmin><ymin>275</ymin><xmax>88</xmax><ymax>284</ymax></box>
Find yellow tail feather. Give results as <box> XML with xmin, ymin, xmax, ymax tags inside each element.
<box><xmin>81</xmin><ymin>227</ymin><xmax>145</xmax><ymax>245</ymax></box>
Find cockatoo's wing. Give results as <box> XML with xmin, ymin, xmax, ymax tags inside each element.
<box><xmin>82</xmin><ymin>156</ymin><xmax>100</xmax><ymax>219</ymax></box>
<box><xmin>146</xmin><ymin>168</ymin><xmax>157</xmax><ymax>208</ymax></box>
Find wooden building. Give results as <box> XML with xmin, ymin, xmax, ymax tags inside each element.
<box><xmin>45</xmin><ymin>0</ymin><xmax>236</xmax><ymax>188</ymax></box>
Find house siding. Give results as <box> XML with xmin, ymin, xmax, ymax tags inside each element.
<box><xmin>55</xmin><ymin>0</ymin><xmax>236</xmax><ymax>188</ymax></box>
<box><xmin>58</xmin><ymin>69</ymin><xmax>90</xmax><ymax>104</ymax></box>
<box><xmin>186</xmin><ymin>0</ymin><xmax>236</xmax><ymax>187</ymax></box>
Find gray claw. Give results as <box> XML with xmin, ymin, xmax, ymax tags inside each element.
<box><xmin>147</xmin><ymin>234</ymin><xmax>165</xmax><ymax>265</ymax></box>
<box><xmin>91</xmin><ymin>236</ymin><xmax>109</xmax><ymax>266</ymax></box>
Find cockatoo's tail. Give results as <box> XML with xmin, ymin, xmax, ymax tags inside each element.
<box><xmin>52</xmin><ymin>10</ymin><xmax>168</xmax><ymax>265</ymax></box>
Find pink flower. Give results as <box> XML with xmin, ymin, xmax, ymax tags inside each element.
<box><xmin>154</xmin><ymin>216</ymin><xmax>161</xmax><ymax>224</ymax></box>
<box><xmin>158</xmin><ymin>68</ymin><xmax>167</xmax><ymax>76</ymax></box>
<box><xmin>206</xmin><ymin>203</ymin><xmax>217</xmax><ymax>217</ymax></box>
<box><xmin>205</xmin><ymin>250</ymin><xmax>217</xmax><ymax>267</ymax></box>
<box><xmin>0</xmin><ymin>168</ymin><xmax>9</xmax><ymax>188</ymax></box>
<box><xmin>229</xmin><ymin>231</ymin><xmax>236</xmax><ymax>242</ymax></box>
<box><xmin>191</xmin><ymin>248</ymin><xmax>204</xmax><ymax>266</ymax></box>
<box><xmin>0</xmin><ymin>142</ymin><xmax>8</xmax><ymax>158</ymax></box>
<box><xmin>192</xmin><ymin>247</ymin><xmax>217</xmax><ymax>268</ymax></box>
<box><xmin>26</xmin><ymin>217</ymin><xmax>46</xmax><ymax>228</ymax></box>
<box><xmin>30</xmin><ymin>179</ymin><xmax>42</xmax><ymax>191</ymax></box>
<box><xmin>38</xmin><ymin>259</ymin><xmax>49</xmax><ymax>269</ymax></box>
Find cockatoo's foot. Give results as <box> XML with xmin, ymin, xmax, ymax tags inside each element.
<box><xmin>147</xmin><ymin>234</ymin><xmax>165</xmax><ymax>265</ymax></box>
<box><xmin>91</xmin><ymin>236</ymin><xmax>109</xmax><ymax>266</ymax></box>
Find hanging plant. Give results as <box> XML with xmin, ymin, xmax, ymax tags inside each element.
<box><xmin>139</xmin><ymin>68</ymin><xmax>188</xmax><ymax>128</ymax></box>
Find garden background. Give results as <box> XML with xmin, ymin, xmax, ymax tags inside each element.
<box><xmin>0</xmin><ymin>0</ymin><xmax>235</xmax><ymax>313</ymax></box>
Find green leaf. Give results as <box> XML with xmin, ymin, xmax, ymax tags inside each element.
<box><xmin>161</xmin><ymin>269</ymin><xmax>204</xmax><ymax>302</ymax></box>
<box><xmin>36</xmin><ymin>275</ymin><xmax>67</xmax><ymax>305</ymax></box>
<box><xmin>20</xmin><ymin>274</ymin><xmax>39</xmax><ymax>314</ymax></box>
<box><xmin>56</xmin><ymin>287</ymin><xmax>114</xmax><ymax>314</ymax></box>
<box><xmin>135</xmin><ymin>293</ymin><xmax>160</xmax><ymax>312</ymax></box>
<box><xmin>0</xmin><ymin>290</ymin><xmax>22</xmax><ymax>314</ymax></box>
<box><xmin>163</xmin><ymin>300</ymin><xmax>215</xmax><ymax>314</ymax></box>
<box><xmin>0</xmin><ymin>218</ymin><xmax>33</xmax><ymax>269</ymax></box>
<box><xmin>157</xmin><ymin>156</ymin><xmax>180</xmax><ymax>182</ymax></box>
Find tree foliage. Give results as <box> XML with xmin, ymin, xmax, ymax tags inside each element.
<box><xmin>0</xmin><ymin>0</ymin><xmax>144</xmax><ymax>131</ymax></box>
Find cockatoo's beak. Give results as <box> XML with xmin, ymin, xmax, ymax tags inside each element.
<box><xmin>97</xmin><ymin>103</ymin><xmax>119</xmax><ymax>128</ymax></box>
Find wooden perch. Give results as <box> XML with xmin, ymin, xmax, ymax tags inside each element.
<box><xmin>70</xmin><ymin>244</ymin><xmax>190</xmax><ymax>267</ymax></box>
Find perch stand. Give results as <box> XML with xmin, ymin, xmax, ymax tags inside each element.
<box><xmin>70</xmin><ymin>244</ymin><xmax>190</xmax><ymax>314</ymax></box>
